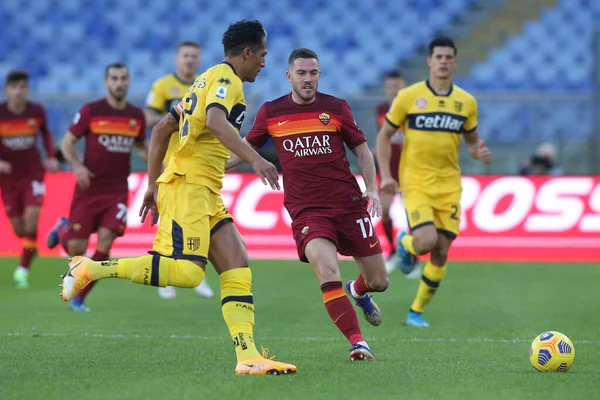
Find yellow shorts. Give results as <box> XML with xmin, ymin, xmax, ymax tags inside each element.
<box><xmin>152</xmin><ymin>176</ymin><xmax>233</xmax><ymax>262</ymax></box>
<box><xmin>402</xmin><ymin>188</ymin><xmax>461</xmax><ymax>238</ymax></box>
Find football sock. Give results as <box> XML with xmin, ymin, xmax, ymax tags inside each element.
<box><xmin>20</xmin><ymin>236</ymin><xmax>37</xmax><ymax>270</ymax></box>
<box><xmin>82</xmin><ymin>255</ymin><xmax>205</xmax><ymax>288</ymax></box>
<box><xmin>352</xmin><ymin>274</ymin><xmax>371</xmax><ymax>297</ymax></box>
<box><xmin>410</xmin><ymin>261</ymin><xmax>447</xmax><ymax>313</ymax></box>
<box><xmin>220</xmin><ymin>267</ymin><xmax>261</xmax><ymax>362</ymax></box>
<box><xmin>75</xmin><ymin>248</ymin><xmax>109</xmax><ymax>301</ymax></box>
<box><xmin>58</xmin><ymin>224</ymin><xmax>69</xmax><ymax>254</ymax></box>
<box><xmin>382</xmin><ymin>217</ymin><xmax>395</xmax><ymax>254</ymax></box>
<box><xmin>401</xmin><ymin>233</ymin><xmax>418</xmax><ymax>256</ymax></box>
<box><xmin>321</xmin><ymin>281</ymin><xmax>364</xmax><ymax>345</ymax></box>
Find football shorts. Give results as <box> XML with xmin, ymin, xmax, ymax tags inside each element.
<box><xmin>67</xmin><ymin>191</ymin><xmax>129</xmax><ymax>239</ymax></box>
<box><xmin>402</xmin><ymin>188</ymin><xmax>462</xmax><ymax>238</ymax></box>
<box><xmin>152</xmin><ymin>176</ymin><xmax>232</xmax><ymax>262</ymax></box>
<box><xmin>0</xmin><ymin>173</ymin><xmax>45</xmax><ymax>218</ymax></box>
<box><xmin>291</xmin><ymin>207</ymin><xmax>383</xmax><ymax>263</ymax></box>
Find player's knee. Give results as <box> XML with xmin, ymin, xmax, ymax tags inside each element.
<box><xmin>315</xmin><ymin>260</ymin><xmax>340</xmax><ymax>283</ymax></box>
<box><xmin>367</xmin><ymin>275</ymin><xmax>389</xmax><ymax>292</ymax></box>
<box><xmin>415</xmin><ymin>234</ymin><xmax>437</xmax><ymax>253</ymax></box>
<box><xmin>431</xmin><ymin>248</ymin><xmax>449</xmax><ymax>265</ymax></box>
<box><xmin>67</xmin><ymin>242</ymin><xmax>87</xmax><ymax>256</ymax></box>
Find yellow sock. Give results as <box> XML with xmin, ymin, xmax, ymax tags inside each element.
<box><xmin>220</xmin><ymin>267</ymin><xmax>261</xmax><ymax>362</ymax></box>
<box><xmin>410</xmin><ymin>261</ymin><xmax>447</xmax><ymax>313</ymax></box>
<box><xmin>87</xmin><ymin>255</ymin><xmax>204</xmax><ymax>287</ymax></box>
<box><xmin>401</xmin><ymin>234</ymin><xmax>417</xmax><ymax>255</ymax></box>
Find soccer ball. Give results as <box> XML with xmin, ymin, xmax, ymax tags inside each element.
<box><xmin>529</xmin><ymin>331</ymin><xmax>575</xmax><ymax>372</ymax></box>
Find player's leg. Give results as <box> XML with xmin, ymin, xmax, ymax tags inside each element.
<box><xmin>407</xmin><ymin>198</ymin><xmax>459</xmax><ymax>327</ymax></box>
<box><xmin>8</xmin><ymin>214</ymin><xmax>28</xmax><ymax>288</ymax></box>
<box><xmin>336</xmin><ymin>210</ymin><xmax>387</xmax><ymax>328</ymax></box>
<box><xmin>60</xmin><ymin>179</ymin><xmax>207</xmax><ymax>300</ymax></box>
<box><xmin>12</xmin><ymin>205</ymin><xmax>41</xmax><ymax>288</ymax></box>
<box><xmin>396</xmin><ymin>191</ymin><xmax>438</xmax><ymax>273</ymax></box>
<box><xmin>380</xmin><ymin>190</ymin><xmax>399</xmax><ymax>273</ymax></box>
<box><xmin>69</xmin><ymin>227</ymin><xmax>117</xmax><ymax>311</ymax></box>
<box><xmin>208</xmin><ymin>218</ymin><xmax>297</xmax><ymax>374</ymax></box>
<box><xmin>302</xmin><ymin>237</ymin><xmax>374</xmax><ymax>361</ymax></box>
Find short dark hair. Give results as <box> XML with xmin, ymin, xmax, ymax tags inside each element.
<box><xmin>105</xmin><ymin>62</ymin><xmax>128</xmax><ymax>78</ymax></box>
<box><xmin>428</xmin><ymin>36</ymin><xmax>457</xmax><ymax>56</ymax></box>
<box><xmin>384</xmin><ymin>70</ymin><xmax>403</xmax><ymax>80</ymax></box>
<box><xmin>6</xmin><ymin>70</ymin><xmax>29</xmax><ymax>85</ymax></box>
<box><xmin>288</xmin><ymin>48</ymin><xmax>319</xmax><ymax>66</ymax></box>
<box><xmin>222</xmin><ymin>20</ymin><xmax>266</xmax><ymax>57</ymax></box>
<box><xmin>177</xmin><ymin>41</ymin><xmax>201</xmax><ymax>51</ymax></box>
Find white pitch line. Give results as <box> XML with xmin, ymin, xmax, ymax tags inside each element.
<box><xmin>1</xmin><ymin>332</ymin><xmax>596</xmax><ymax>344</ymax></box>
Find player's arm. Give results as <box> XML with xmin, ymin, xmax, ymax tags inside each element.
<box><xmin>206</xmin><ymin>107</ymin><xmax>279</xmax><ymax>190</ymax></box>
<box><xmin>226</xmin><ymin>104</ymin><xmax>270</xmax><ymax>171</ymax></box>
<box><xmin>63</xmin><ymin>106</ymin><xmax>95</xmax><ymax>189</ymax></box>
<box><xmin>351</xmin><ymin>142</ymin><xmax>378</xmax><ymax>194</ymax></box>
<box><xmin>39</xmin><ymin>106</ymin><xmax>59</xmax><ymax>173</ymax></box>
<box><xmin>147</xmin><ymin>109</ymin><xmax>179</xmax><ymax>187</ymax></box>
<box><xmin>144</xmin><ymin>81</ymin><xmax>167</xmax><ymax>128</ymax></box>
<box><xmin>463</xmin><ymin>129</ymin><xmax>491</xmax><ymax>164</ymax></box>
<box><xmin>144</xmin><ymin>108</ymin><xmax>165</xmax><ymax>129</ymax></box>
<box><xmin>462</xmin><ymin>96</ymin><xmax>490</xmax><ymax>164</ymax></box>
<box><xmin>376</xmin><ymin>91</ymin><xmax>407</xmax><ymax>192</ymax></box>
<box><xmin>340</xmin><ymin>101</ymin><xmax>381</xmax><ymax>217</ymax></box>
<box><xmin>225</xmin><ymin>138</ymin><xmax>259</xmax><ymax>170</ymax></box>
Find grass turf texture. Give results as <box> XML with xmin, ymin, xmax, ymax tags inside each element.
<box><xmin>1</xmin><ymin>257</ymin><xmax>599</xmax><ymax>400</ymax></box>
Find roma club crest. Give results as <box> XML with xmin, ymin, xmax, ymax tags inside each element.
<box><xmin>318</xmin><ymin>112</ymin><xmax>331</xmax><ymax>125</ymax></box>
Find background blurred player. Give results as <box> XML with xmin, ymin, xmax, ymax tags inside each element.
<box><xmin>59</xmin><ymin>20</ymin><xmax>296</xmax><ymax>376</ymax></box>
<box><xmin>227</xmin><ymin>48</ymin><xmax>389</xmax><ymax>361</ymax></box>
<box><xmin>48</xmin><ymin>63</ymin><xmax>147</xmax><ymax>311</ymax></box>
<box><xmin>376</xmin><ymin>37</ymin><xmax>491</xmax><ymax>327</ymax></box>
<box><xmin>375</xmin><ymin>70</ymin><xmax>406</xmax><ymax>272</ymax></box>
<box><xmin>0</xmin><ymin>70</ymin><xmax>59</xmax><ymax>288</ymax></box>
<box><xmin>144</xmin><ymin>40</ymin><xmax>214</xmax><ymax>299</ymax></box>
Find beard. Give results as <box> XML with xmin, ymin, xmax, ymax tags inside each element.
<box><xmin>294</xmin><ymin>84</ymin><xmax>317</xmax><ymax>102</ymax></box>
<box><xmin>109</xmin><ymin>88</ymin><xmax>127</xmax><ymax>101</ymax></box>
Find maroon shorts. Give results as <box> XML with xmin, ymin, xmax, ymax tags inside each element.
<box><xmin>0</xmin><ymin>173</ymin><xmax>45</xmax><ymax>218</ymax></box>
<box><xmin>66</xmin><ymin>191</ymin><xmax>129</xmax><ymax>239</ymax></box>
<box><xmin>291</xmin><ymin>208</ymin><xmax>383</xmax><ymax>263</ymax></box>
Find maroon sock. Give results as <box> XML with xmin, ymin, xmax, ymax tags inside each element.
<box><xmin>58</xmin><ymin>224</ymin><xmax>69</xmax><ymax>254</ymax></box>
<box><xmin>74</xmin><ymin>249</ymin><xmax>109</xmax><ymax>301</ymax></box>
<box><xmin>353</xmin><ymin>274</ymin><xmax>372</xmax><ymax>297</ymax></box>
<box><xmin>321</xmin><ymin>281</ymin><xmax>364</xmax><ymax>345</ymax></box>
<box><xmin>382</xmin><ymin>217</ymin><xmax>395</xmax><ymax>255</ymax></box>
<box><xmin>20</xmin><ymin>236</ymin><xmax>37</xmax><ymax>269</ymax></box>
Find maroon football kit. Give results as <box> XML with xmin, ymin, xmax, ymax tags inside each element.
<box><xmin>246</xmin><ymin>92</ymin><xmax>382</xmax><ymax>262</ymax></box>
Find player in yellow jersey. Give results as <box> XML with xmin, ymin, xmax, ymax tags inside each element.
<box><xmin>376</xmin><ymin>37</ymin><xmax>491</xmax><ymax>327</ymax></box>
<box><xmin>144</xmin><ymin>40</ymin><xmax>214</xmax><ymax>300</ymax></box>
<box><xmin>60</xmin><ymin>20</ymin><xmax>296</xmax><ymax>376</ymax></box>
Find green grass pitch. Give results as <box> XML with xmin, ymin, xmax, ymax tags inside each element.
<box><xmin>1</xmin><ymin>257</ymin><xmax>599</xmax><ymax>400</ymax></box>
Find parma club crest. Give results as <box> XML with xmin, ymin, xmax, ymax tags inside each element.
<box><xmin>318</xmin><ymin>112</ymin><xmax>330</xmax><ymax>125</ymax></box>
<box><xmin>187</xmin><ymin>237</ymin><xmax>200</xmax><ymax>252</ymax></box>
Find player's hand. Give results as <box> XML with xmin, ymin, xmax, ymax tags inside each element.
<box><xmin>379</xmin><ymin>176</ymin><xmax>398</xmax><ymax>194</ymax></box>
<box><xmin>140</xmin><ymin>184</ymin><xmax>159</xmax><ymax>226</ymax></box>
<box><xmin>73</xmin><ymin>164</ymin><xmax>95</xmax><ymax>189</ymax></box>
<box><xmin>363</xmin><ymin>190</ymin><xmax>382</xmax><ymax>218</ymax></box>
<box><xmin>0</xmin><ymin>160</ymin><xmax>12</xmax><ymax>174</ymax></box>
<box><xmin>478</xmin><ymin>140</ymin><xmax>491</xmax><ymax>164</ymax></box>
<box><xmin>44</xmin><ymin>158</ymin><xmax>60</xmax><ymax>173</ymax></box>
<box><xmin>251</xmin><ymin>157</ymin><xmax>281</xmax><ymax>190</ymax></box>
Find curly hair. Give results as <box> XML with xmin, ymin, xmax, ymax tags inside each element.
<box><xmin>222</xmin><ymin>20</ymin><xmax>266</xmax><ymax>56</ymax></box>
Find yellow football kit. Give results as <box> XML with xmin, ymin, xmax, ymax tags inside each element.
<box><xmin>152</xmin><ymin>62</ymin><xmax>246</xmax><ymax>261</ymax></box>
<box><xmin>385</xmin><ymin>80</ymin><xmax>478</xmax><ymax>237</ymax></box>
<box><xmin>145</xmin><ymin>73</ymin><xmax>195</xmax><ymax>164</ymax></box>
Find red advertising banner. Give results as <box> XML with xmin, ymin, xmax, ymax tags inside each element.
<box><xmin>1</xmin><ymin>173</ymin><xmax>599</xmax><ymax>261</ymax></box>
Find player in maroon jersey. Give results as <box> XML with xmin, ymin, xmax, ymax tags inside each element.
<box><xmin>375</xmin><ymin>71</ymin><xmax>406</xmax><ymax>272</ymax></box>
<box><xmin>0</xmin><ymin>70</ymin><xmax>59</xmax><ymax>288</ymax></box>
<box><xmin>47</xmin><ymin>63</ymin><xmax>147</xmax><ymax>311</ymax></box>
<box><xmin>227</xmin><ymin>48</ymin><xmax>389</xmax><ymax>361</ymax></box>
